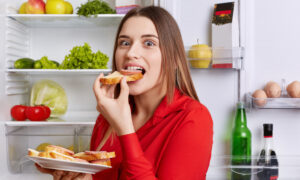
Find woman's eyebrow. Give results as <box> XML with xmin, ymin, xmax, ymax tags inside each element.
<box><xmin>118</xmin><ymin>35</ymin><xmax>130</xmax><ymax>39</ymax></box>
<box><xmin>142</xmin><ymin>34</ymin><xmax>158</xmax><ymax>39</ymax></box>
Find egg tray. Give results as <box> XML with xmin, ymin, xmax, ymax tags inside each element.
<box><xmin>246</xmin><ymin>93</ymin><xmax>300</xmax><ymax>109</ymax></box>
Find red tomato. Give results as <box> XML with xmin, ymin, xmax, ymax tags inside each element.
<box><xmin>25</xmin><ymin>106</ymin><xmax>47</xmax><ymax>121</ymax></box>
<box><xmin>40</xmin><ymin>105</ymin><xmax>51</xmax><ymax>119</ymax></box>
<box><xmin>10</xmin><ymin>105</ymin><xmax>27</xmax><ymax>121</ymax></box>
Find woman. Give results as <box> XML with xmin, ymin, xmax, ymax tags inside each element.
<box><xmin>37</xmin><ymin>6</ymin><xmax>213</xmax><ymax>180</ymax></box>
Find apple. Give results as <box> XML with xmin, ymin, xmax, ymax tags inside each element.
<box><xmin>64</xmin><ymin>1</ymin><xmax>73</xmax><ymax>14</ymax></box>
<box><xmin>26</xmin><ymin>0</ymin><xmax>45</xmax><ymax>14</ymax></box>
<box><xmin>46</xmin><ymin>0</ymin><xmax>66</xmax><ymax>14</ymax></box>
<box><xmin>188</xmin><ymin>44</ymin><xmax>212</xmax><ymax>68</ymax></box>
<box><xmin>19</xmin><ymin>2</ymin><xmax>27</xmax><ymax>14</ymax></box>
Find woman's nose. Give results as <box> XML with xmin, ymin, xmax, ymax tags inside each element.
<box><xmin>126</xmin><ymin>43</ymin><xmax>141</xmax><ymax>59</ymax></box>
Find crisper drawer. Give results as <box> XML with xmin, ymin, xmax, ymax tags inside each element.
<box><xmin>5</xmin><ymin>123</ymin><xmax>94</xmax><ymax>174</ymax></box>
<box><xmin>206</xmin><ymin>155</ymin><xmax>300</xmax><ymax>180</ymax></box>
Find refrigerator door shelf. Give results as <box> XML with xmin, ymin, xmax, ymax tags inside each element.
<box><xmin>7</xmin><ymin>14</ymin><xmax>125</xmax><ymax>28</ymax></box>
<box><xmin>246</xmin><ymin>93</ymin><xmax>300</xmax><ymax>110</ymax></box>
<box><xmin>185</xmin><ymin>46</ymin><xmax>244</xmax><ymax>69</ymax></box>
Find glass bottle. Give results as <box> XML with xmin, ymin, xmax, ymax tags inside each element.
<box><xmin>257</xmin><ymin>124</ymin><xmax>279</xmax><ymax>180</ymax></box>
<box><xmin>231</xmin><ymin>101</ymin><xmax>252</xmax><ymax>180</ymax></box>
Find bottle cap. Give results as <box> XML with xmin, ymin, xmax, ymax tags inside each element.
<box><xmin>263</xmin><ymin>124</ymin><xmax>273</xmax><ymax>137</ymax></box>
<box><xmin>237</xmin><ymin>101</ymin><xmax>244</xmax><ymax>109</ymax></box>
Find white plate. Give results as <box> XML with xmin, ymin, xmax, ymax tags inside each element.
<box><xmin>27</xmin><ymin>156</ymin><xmax>111</xmax><ymax>174</ymax></box>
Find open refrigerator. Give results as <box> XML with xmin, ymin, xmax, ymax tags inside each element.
<box><xmin>1</xmin><ymin>0</ymin><xmax>300</xmax><ymax>179</ymax></box>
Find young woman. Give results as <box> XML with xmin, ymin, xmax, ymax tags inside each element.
<box><xmin>37</xmin><ymin>6</ymin><xmax>213</xmax><ymax>180</ymax></box>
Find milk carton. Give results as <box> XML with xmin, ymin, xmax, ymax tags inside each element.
<box><xmin>212</xmin><ymin>1</ymin><xmax>240</xmax><ymax>68</ymax></box>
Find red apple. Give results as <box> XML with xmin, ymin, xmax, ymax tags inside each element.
<box><xmin>26</xmin><ymin>0</ymin><xmax>46</xmax><ymax>14</ymax></box>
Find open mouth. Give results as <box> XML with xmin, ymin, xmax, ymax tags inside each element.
<box><xmin>123</xmin><ymin>66</ymin><xmax>146</xmax><ymax>75</ymax></box>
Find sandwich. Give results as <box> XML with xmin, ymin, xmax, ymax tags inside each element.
<box><xmin>73</xmin><ymin>151</ymin><xmax>116</xmax><ymax>166</ymax></box>
<box><xmin>27</xmin><ymin>145</ymin><xmax>115</xmax><ymax>166</ymax></box>
<box><xmin>100</xmin><ymin>70</ymin><xmax>143</xmax><ymax>85</ymax></box>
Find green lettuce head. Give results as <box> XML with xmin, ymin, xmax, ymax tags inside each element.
<box><xmin>30</xmin><ymin>80</ymin><xmax>68</xmax><ymax>117</ymax></box>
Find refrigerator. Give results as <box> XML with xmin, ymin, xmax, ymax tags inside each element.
<box><xmin>1</xmin><ymin>0</ymin><xmax>300</xmax><ymax>179</ymax></box>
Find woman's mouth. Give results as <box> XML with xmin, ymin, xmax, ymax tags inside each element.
<box><xmin>123</xmin><ymin>66</ymin><xmax>146</xmax><ymax>75</ymax></box>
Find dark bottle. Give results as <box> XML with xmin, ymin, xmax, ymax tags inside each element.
<box><xmin>231</xmin><ymin>102</ymin><xmax>252</xmax><ymax>180</ymax></box>
<box><xmin>257</xmin><ymin>124</ymin><xmax>279</xmax><ymax>180</ymax></box>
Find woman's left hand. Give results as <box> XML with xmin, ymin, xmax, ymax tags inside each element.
<box><xmin>93</xmin><ymin>73</ymin><xmax>135</xmax><ymax>136</ymax></box>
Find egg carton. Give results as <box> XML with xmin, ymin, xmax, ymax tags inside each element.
<box><xmin>246</xmin><ymin>79</ymin><xmax>300</xmax><ymax>110</ymax></box>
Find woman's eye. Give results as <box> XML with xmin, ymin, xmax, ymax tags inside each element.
<box><xmin>119</xmin><ymin>41</ymin><xmax>130</xmax><ymax>46</ymax></box>
<box><xmin>144</xmin><ymin>40</ymin><xmax>155</xmax><ymax>47</ymax></box>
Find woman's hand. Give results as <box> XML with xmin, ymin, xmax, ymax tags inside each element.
<box><xmin>35</xmin><ymin>164</ymin><xmax>92</xmax><ymax>180</ymax></box>
<box><xmin>93</xmin><ymin>73</ymin><xmax>135</xmax><ymax>136</ymax></box>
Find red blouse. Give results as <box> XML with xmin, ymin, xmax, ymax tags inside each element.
<box><xmin>90</xmin><ymin>89</ymin><xmax>213</xmax><ymax>180</ymax></box>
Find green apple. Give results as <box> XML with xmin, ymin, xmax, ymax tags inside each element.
<box><xmin>19</xmin><ymin>2</ymin><xmax>27</xmax><ymax>14</ymax></box>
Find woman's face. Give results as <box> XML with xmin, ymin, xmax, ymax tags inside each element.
<box><xmin>115</xmin><ymin>16</ymin><xmax>163</xmax><ymax>95</ymax></box>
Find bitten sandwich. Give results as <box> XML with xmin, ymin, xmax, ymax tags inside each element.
<box><xmin>100</xmin><ymin>70</ymin><xmax>143</xmax><ymax>85</ymax></box>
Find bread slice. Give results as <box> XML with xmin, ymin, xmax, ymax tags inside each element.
<box><xmin>90</xmin><ymin>159</ymin><xmax>111</xmax><ymax>166</ymax></box>
<box><xmin>28</xmin><ymin>148</ymin><xmax>40</xmax><ymax>157</ymax></box>
<box><xmin>38</xmin><ymin>151</ymin><xmax>51</xmax><ymax>159</ymax></box>
<box><xmin>44</xmin><ymin>145</ymin><xmax>74</xmax><ymax>156</ymax></box>
<box><xmin>73</xmin><ymin>151</ymin><xmax>115</xmax><ymax>161</ymax></box>
<box><xmin>100</xmin><ymin>71</ymin><xmax>143</xmax><ymax>85</ymax></box>
<box><xmin>49</xmin><ymin>151</ymin><xmax>75</xmax><ymax>162</ymax></box>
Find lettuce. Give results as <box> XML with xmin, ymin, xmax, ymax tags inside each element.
<box><xmin>30</xmin><ymin>80</ymin><xmax>68</xmax><ymax>117</ymax></box>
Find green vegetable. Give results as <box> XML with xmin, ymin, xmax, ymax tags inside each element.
<box><xmin>34</xmin><ymin>56</ymin><xmax>59</xmax><ymax>69</ymax></box>
<box><xmin>14</xmin><ymin>58</ymin><xmax>35</xmax><ymax>69</ymax></box>
<box><xmin>59</xmin><ymin>42</ymin><xmax>109</xmax><ymax>69</ymax></box>
<box><xmin>77</xmin><ymin>0</ymin><xmax>115</xmax><ymax>17</ymax></box>
<box><xmin>30</xmin><ymin>79</ymin><xmax>68</xmax><ymax>117</ymax></box>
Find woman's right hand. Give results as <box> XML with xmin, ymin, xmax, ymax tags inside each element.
<box><xmin>35</xmin><ymin>164</ymin><xmax>92</xmax><ymax>180</ymax></box>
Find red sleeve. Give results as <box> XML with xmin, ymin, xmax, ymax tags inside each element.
<box><xmin>119</xmin><ymin>106</ymin><xmax>213</xmax><ymax>180</ymax></box>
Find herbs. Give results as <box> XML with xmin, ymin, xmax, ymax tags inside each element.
<box><xmin>77</xmin><ymin>0</ymin><xmax>116</xmax><ymax>17</ymax></box>
<box><xmin>59</xmin><ymin>43</ymin><xmax>109</xmax><ymax>69</ymax></box>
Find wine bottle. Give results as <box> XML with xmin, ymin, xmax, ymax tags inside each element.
<box><xmin>257</xmin><ymin>124</ymin><xmax>279</xmax><ymax>180</ymax></box>
<box><xmin>231</xmin><ymin>101</ymin><xmax>252</xmax><ymax>180</ymax></box>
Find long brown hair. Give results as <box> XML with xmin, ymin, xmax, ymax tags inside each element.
<box><xmin>97</xmin><ymin>6</ymin><xmax>199</xmax><ymax>151</ymax></box>
<box><xmin>112</xmin><ymin>6</ymin><xmax>199</xmax><ymax>102</ymax></box>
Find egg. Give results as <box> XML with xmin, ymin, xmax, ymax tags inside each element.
<box><xmin>264</xmin><ymin>81</ymin><xmax>281</xmax><ymax>98</ymax></box>
<box><xmin>286</xmin><ymin>81</ymin><xmax>300</xmax><ymax>98</ymax></box>
<box><xmin>252</xmin><ymin>89</ymin><xmax>267</xmax><ymax>107</ymax></box>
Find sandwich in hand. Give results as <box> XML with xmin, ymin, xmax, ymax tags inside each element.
<box><xmin>100</xmin><ymin>70</ymin><xmax>143</xmax><ymax>85</ymax></box>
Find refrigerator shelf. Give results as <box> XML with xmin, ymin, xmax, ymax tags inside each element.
<box><xmin>6</xmin><ymin>69</ymin><xmax>112</xmax><ymax>75</ymax></box>
<box><xmin>246</xmin><ymin>93</ymin><xmax>300</xmax><ymax>110</ymax></box>
<box><xmin>185</xmin><ymin>46</ymin><xmax>244</xmax><ymax>69</ymax></box>
<box><xmin>5</xmin><ymin>121</ymin><xmax>95</xmax><ymax>127</ymax></box>
<box><xmin>7</xmin><ymin>14</ymin><xmax>125</xmax><ymax>28</ymax></box>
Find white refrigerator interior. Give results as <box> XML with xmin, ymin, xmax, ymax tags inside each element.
<box><xmin>1</xmin><ymin>0</ymin><xmax>300</xmax><ymax>179</ymax></box>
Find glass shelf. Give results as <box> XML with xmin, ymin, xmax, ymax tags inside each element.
<box><xmin>7</xmin><ymin>14</ymin><xmax>124</xmax><ymax>28</ymax></box>
<box><xmin>6</xmin><ymin>69</ymin><xmax>112</xmax><ymax>75</ymax></box>
<box><xmin>246</xmin><ymin>93</ymin><xmax>300</xmax><ymax>110</ymax></box>
<box><xmin>207</xmin><ymin>155</ymin><xmax>300</xmax><ymax>179</ymax></box>
<box><xmin>185</xmin><ymin>46</ymin><xmax>244</xmax><ymax>70</ymax></box>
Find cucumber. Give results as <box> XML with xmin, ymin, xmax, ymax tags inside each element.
<box><xmin>14</xmin><ymin>58</ymin><xmax>35</xmax><ymax>69</ymax></box>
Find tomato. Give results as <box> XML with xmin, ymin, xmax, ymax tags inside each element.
<box><xmin>25</xmin><ymin>106</ymin><xmax>48</xmax><ymax>121</ymax></box>
<box><xmin>10</xmin><ymin>105</ymin><xmax>27</xmax><ymax>121</ymax></box>
<box><xmin>40</xmin><ymin>105</ymin><xmax>51</xmax><ymax>119</ymax></box>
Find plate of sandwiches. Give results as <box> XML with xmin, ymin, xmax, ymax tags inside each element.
<box><xmin>27</xmin><ymin>145</ymin><xmax>115</xmax><ymax>174</ymax></box>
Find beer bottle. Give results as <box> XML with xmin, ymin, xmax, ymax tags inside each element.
<box><xmin>231</xmin><ymin>101</ymin><xmax>252</xmax><ymax>180</ymax></box>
